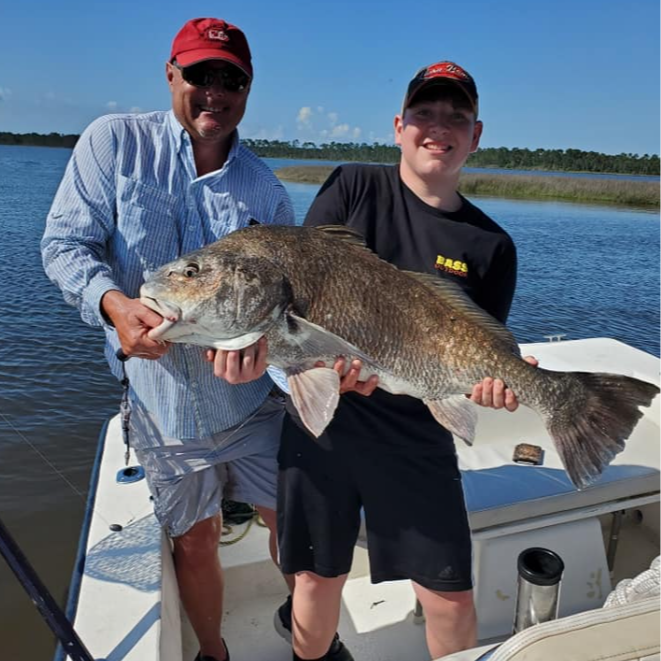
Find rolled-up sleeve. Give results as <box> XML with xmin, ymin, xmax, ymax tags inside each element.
<box><xmin>41</xmin><ymin>117</ymin><xmax>120</xmax><ymax>327</ymax></box>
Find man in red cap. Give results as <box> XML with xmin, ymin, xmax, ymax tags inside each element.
<box><xmin>42</xmin><ymin>17</ymin><xmax>296</xmax><ymax>661</ymax></box>
<box><xmin>275</xmin><ymin>61</ymin><xmax>536</xmax><ymax>660</ymax></box>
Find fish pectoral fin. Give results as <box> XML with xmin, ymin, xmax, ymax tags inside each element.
<box><xmin>424</xmin><ymin>396</ymin><xmax>478</xmax><ymax>446</ymax></box>
<box><xmin>285</xmin><ymin>313</ymin><xmax>381</xmax><ymax>369</ymax></box>
<box><xmin>288</xmin><ymin>368</ymin><xmax>341</xmax><ymax>438</ymax></box>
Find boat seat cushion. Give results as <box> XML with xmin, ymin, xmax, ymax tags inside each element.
<box><xmin>436</xmin><ymin>598</ymin><xmax>660</xmax><ymax>661</ymax></box>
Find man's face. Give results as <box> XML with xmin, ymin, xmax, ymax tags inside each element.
<box><xmin>166</xmin><ymin>60</ymin><xmax>251</xmax><ymax>144</ymax></box>
<box><xmin>394</xmin><ymin>87</ymin><xmax>482</xmax><ymax>181</ymax></box>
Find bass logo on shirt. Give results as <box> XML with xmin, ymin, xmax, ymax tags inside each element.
<box><xmin>435</xmin><ymin>254</ymin><xmax>468</xmax><ymax>277</ymax></box>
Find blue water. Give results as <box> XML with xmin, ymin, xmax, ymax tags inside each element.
<box><xmin>0</xmin><ymin>144</ymin><xmax>658</xmax><ymax>659</ymax></box>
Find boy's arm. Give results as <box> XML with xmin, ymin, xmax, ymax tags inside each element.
<box><xmin>470</xmin><ymin>239</ymin><xmax>538</xmax><ymax>411</ymax></box>
<box><xmin>482</xmin><ymin>240</ymin><xmax>518</xmax><ymax>324</ymax></box>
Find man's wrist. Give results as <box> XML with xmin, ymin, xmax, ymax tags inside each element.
<box><xmin>100</xmin><ymin>289</ymin><xmax>127</xmax><ymax>327</ymax></box>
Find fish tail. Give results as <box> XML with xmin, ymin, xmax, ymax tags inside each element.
<box><xmin>544</xmin><ymin>372</ymin><xmax>659</xmax><ymax>490</ymax></box>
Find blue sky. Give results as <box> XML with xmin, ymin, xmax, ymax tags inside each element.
<box><xmin>1</xmin><ymin>0</ymin><xmax>658</xmax><ymax>156</ymax></box>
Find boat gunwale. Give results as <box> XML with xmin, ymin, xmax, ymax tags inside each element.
<box><xmin>52</xmin><ymin>417</ymin><xmax>110</xmax><ymax>661</ymax></box>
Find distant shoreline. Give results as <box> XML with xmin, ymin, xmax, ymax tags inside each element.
<box><xmin>1</xmin><ymin>133</ymin><xmax>659</xmax><ymax>177</ymax></box>
<box><xmin>275</xmin><ymin>165</ymin><xmax>660</xmax><ymax>209</ymax></box>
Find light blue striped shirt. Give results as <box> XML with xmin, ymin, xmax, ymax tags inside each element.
<box><xmin>42</xmin><ymin>110</ymin><xmax>295</xmax><ymax>439</ymax></box>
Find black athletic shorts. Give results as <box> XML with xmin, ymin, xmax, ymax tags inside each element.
<box><xmin>277</xmin><ymin>393</ymin><xmax>473</xmax><ymax>592</ymax></box>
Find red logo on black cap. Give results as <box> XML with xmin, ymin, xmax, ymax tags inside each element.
<box><xmin>424</xmin><ymin>62</ymin><xmax>471</xmax><ymax>82</ymax></box>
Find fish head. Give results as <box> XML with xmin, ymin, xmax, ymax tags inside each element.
<box><xmin>139</xmin><ymin>247</ymin><xmax>290</xmax><ymax>350</ymax></box>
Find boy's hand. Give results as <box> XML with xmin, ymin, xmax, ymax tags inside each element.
<box><xmin>316</xmin><ymin>357</ymin><xmax>379</xmax><ymax>396</ymax></box>
<box><xmin>469</xmin><ymin>356</ymin><xmax>539</xmax><ymax>412</ymax></box>
<box><xmin>205</xmin><ymin>337</ymin><xmax>268</xmax><ymax>383</ymax></box>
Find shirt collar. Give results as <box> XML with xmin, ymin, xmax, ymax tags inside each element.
<box><xmin>167</xmin><ymin>110</ymin><xmax>187</xmax><ymax>153</ymax></box>
<box><xmin>166</xmin><ymin>110</ymin><xmax>241</xmax><ymax>171</ymax></box>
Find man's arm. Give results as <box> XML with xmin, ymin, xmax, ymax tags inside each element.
<box><xmin>41</xmin><ymin>117</ymin><xmax>121</xmax><ymax>328</ymax></box>
<box><xmin>41</xmin><ymin>117</ymin><xmax>168</xmax><ymax>359</ymax></box>
<box><xmin>272</xmin><ymin>187</ymin><xmax>296</xmax><ymax>226</ymax></box>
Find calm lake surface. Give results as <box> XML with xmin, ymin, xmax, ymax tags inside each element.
<box><xmin>0</xmin><ymin>144</ymin><xmax>659</xmax><ymax>659</ymax></box>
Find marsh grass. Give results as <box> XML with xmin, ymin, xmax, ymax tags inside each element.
<box><xmin>275</xmin><ymin>166</ymin><xmax>660</xmax><ymax>209</ymax></box>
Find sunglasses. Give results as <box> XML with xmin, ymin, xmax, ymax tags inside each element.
<box><xmin>173</xmin><ymin>62</ymin><xmax>250</xmax><ymax>92</ymax></box>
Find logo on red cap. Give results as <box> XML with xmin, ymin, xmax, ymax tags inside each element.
<box><xmin>207</xmin><ymin>28</ymin><xmax>229</xmax><ymax>42</ymax></box>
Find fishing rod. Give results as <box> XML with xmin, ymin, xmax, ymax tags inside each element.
<box><xmin>0</xmin><ymin>516</ymin><xmax>97</xmax><ymax>661</ymax></box>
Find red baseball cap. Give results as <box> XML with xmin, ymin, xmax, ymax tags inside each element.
<box><xmin>170</xmin><ymin>18</ymin><xmax>253</xmax><ymax>78</ymax></box>
<box><xmin>402</xmin><ymin>61</ymin><xmax>478</xmax><ymax>115</ymax></box>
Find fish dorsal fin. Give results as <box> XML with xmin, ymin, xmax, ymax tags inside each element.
<box><xmin>314</xmin><ymin>224</ymin><xmax>368</xmax><ymax>248</ymax></box>
<box><xmin>316</xmin><ymin>223</ymin><xmax>519</xmax><ymax>354</ymax></box>
<box><xmin>408</xmin><ymin>271</ymin><xmax>520</xmax><ymax>355</ymax></box>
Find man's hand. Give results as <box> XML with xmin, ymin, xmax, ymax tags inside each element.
<box><xmin>469</xmin><ymin>355</ymin><xmax>539</xmax><ymax>412</ymax></box>
<box><xmin>205</xmin><ymin>336</ymin><xmax>269</xmax><ymax>383</ymax></box>
<box><xmin>316</xmin><ymin>357</ymin><xmax>379</xmax><ymax>396</ymax></box>
<box><xmin>101</xmin><ymin>290</ymin><xmax>170</xmax><ymax>360</ymax></box>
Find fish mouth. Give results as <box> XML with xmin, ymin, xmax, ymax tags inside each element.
<box><xmin>140</xmin><ymin>296</ymin><xmax>182</xmax><ymax>340</ymax></box>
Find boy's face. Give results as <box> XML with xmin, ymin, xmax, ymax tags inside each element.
<box><xmin>395</xmin><ymin>86</ymin><xmax>482</xmax><ymax>181</ymax></box>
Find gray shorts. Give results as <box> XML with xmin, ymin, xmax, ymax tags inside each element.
<box><xmin>129</xmin><ymin>395</ymin><xmax>285</xmax><ymax>537</ymax></box>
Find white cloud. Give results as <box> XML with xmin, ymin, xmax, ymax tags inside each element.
<box><xmin>295</xmin><ymin>106</ymin><xmax>362</xmax><ymax>143</ymax></box>
<box><xmin>367</xmin><ymin>130</ymin><xmax>393</xmax><ymax>144</ymax></box>
<box><xmin>244</xmin><ymin>124</ymin><xmax>286</xmax><ymax>141</ymax></box>
<box><xmin>0</xmin><ymin>87</ymin><xmax>11</xmax><ymax>101</ymax></box>
<box><xmin>330</xmin><ymin>123</ymin><xmax>350</xmax><ymax>138</ymax></box>
<box><xmin>106</xmin><ymin>101</ymin><xmax>118</xmax><ymax>111</ymax></box>
<box><xmin>129</xmin><ymin>106</ymin><xmax>142</xmax><ymax>113</ymax></box>
<box><xmin>297</xmin><ymin>106</ymin><xmax>313</xmax><ymax>126</ymax></box>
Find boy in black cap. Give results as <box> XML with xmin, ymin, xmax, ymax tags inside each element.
<box><xmin>276</xmin><ymin>61</ymin><xmax>535</xmax><ymax>660</ymax></box>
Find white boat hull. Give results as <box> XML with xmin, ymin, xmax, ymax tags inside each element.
<box><xmin>56</xmin><ymin>338</ymin><xmax>660</xmax><ymax>661</ymax></box>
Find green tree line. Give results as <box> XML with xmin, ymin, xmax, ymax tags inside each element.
<box><xmin>0</xmin><ymin>132</ymin><xmax>79</xmax><ymax>148</ymax></box>
<box><xmin>1</xmin><ymin>132</ymin><xmax>658</xmax><ymax>175</ymax></box>
<box><xmin>244</xmin><ymin>139</ymin><xmax>660</xmax><ymax>175</ymax></box>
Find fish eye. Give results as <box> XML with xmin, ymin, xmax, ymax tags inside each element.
<box><xmin>182</xmin><ymin>263</ymin><xmax>200</xmax><ymax>278</ymax></box>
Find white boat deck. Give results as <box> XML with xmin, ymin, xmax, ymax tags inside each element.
<box><xmin>59</xmin><ymin>338</ymin><xmax>660</xmax><ymax>661</ymax></box>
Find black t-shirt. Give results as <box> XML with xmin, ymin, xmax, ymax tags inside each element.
<box><xmin>302</xmin><ymin>163</ymin><xmax>517</xmax><ymax>453</ymax></box>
